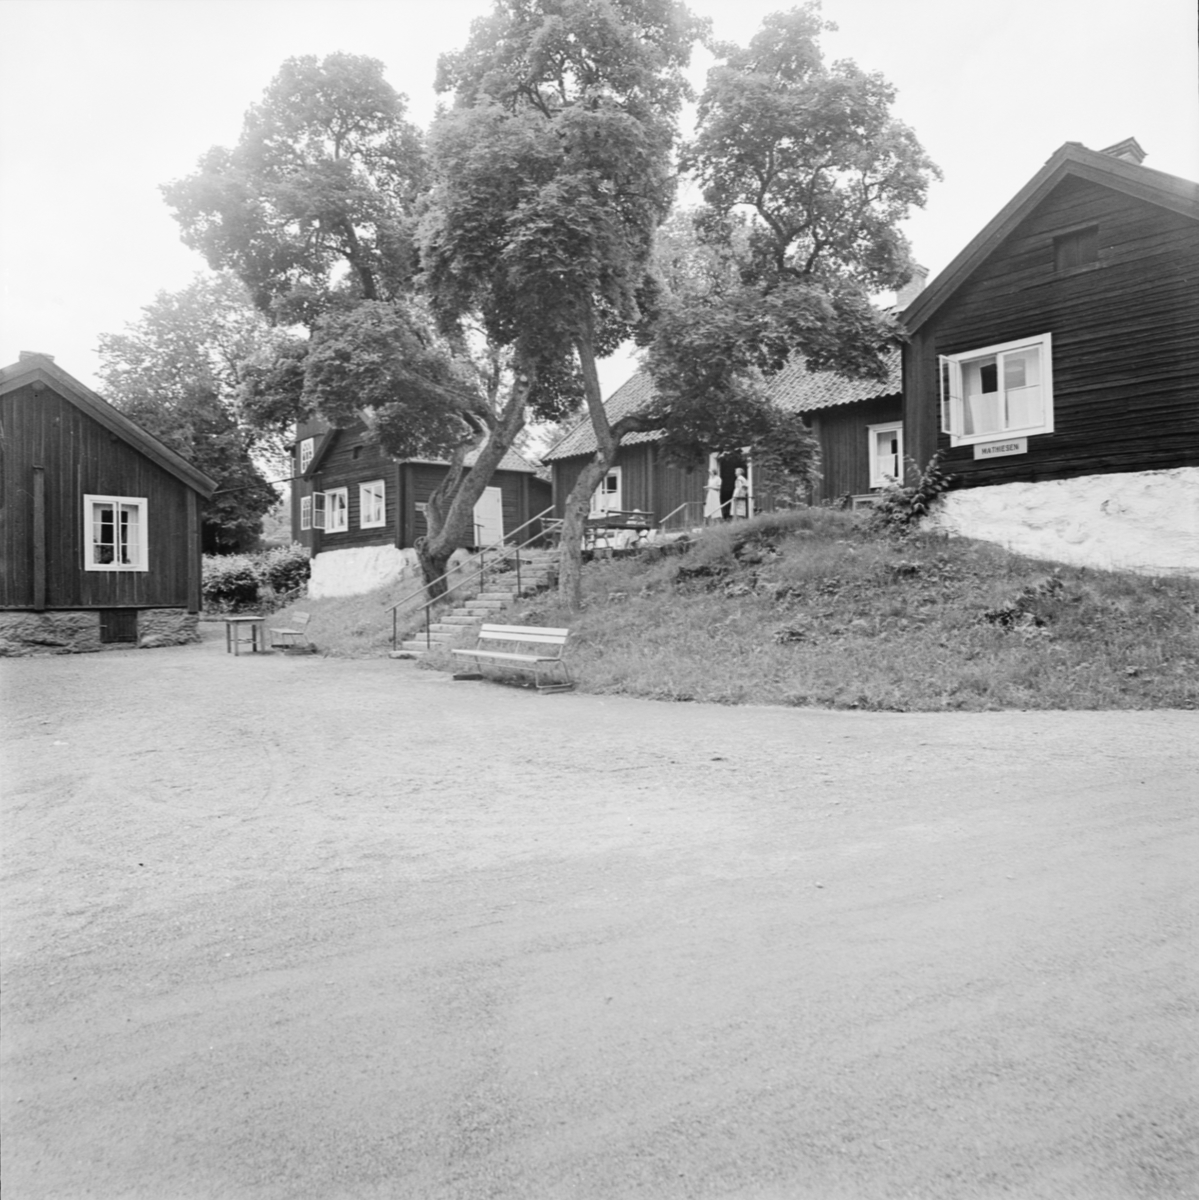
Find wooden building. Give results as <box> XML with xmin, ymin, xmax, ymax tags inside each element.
<box><xmin>542</xmin><ymin>352</ymin><xmax>904</xmax><ymax>525</ymax></box>
<box><xmin>0</xmin><ymin>353</ymin><xmax>216</xmax><ymax>653</ymax></box>
<box><xmin>290</xmin><ymin>417</ymin><xmax>552</xmax><ymax>598</ymax></box>
<box><xmin>901</xmin><ymin>139</ymin><xmax>1199</xmax><ymax>574</ymax></box>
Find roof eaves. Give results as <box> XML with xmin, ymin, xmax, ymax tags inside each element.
<box><xmin>0</xmin><ymin>357</ymin><xmax>218</xmax><ymax>498</ymax></box>
<box><xmin>903</xmin><ymin>142</ymin><xmax>1199</xmax><ymax>334</ymax></box>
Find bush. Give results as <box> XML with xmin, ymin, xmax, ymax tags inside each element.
<box><xmin>202</xmin><ymin>543</ymin><xmax>310</xmax><ymax>613</ymax></box>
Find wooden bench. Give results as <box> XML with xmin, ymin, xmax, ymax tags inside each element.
<box><xmin>450</xmin><ymin>625</ymin><xmax>573</xmax><ymax>693</ymax></box>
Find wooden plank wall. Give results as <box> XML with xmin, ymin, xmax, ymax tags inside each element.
<box><xmin>551</xmin><ymin>443</ymin><xmax>704</xmax><ymax>523</ymax></box>
<box><xmin>907</xmin><ymin>176</ymin><xmax>1199</xmax><ymax>483</ymax></box>
<box><xmin>807</xmin><ymin>397</ymin><xmax>904</xmax><ymax>502</ymax></box>
<box><xmin>1</xmin><ymin>384</ymin><xmax>196</xmax><ymax>609</ymax></box>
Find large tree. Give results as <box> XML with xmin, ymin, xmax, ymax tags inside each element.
<box><xmin>644</xmin><ymin>4</ymin><xmax>940</xmax><ymax>456</ymax></box>
<box><xmin>425</xmin><ymin>0</ymin><xmax>705</xmax><ymax>608</ymax></box>
<box><xmin>96</xmin><ymin>272</ymin><xmax>282</xmax><ymax>552</ymax></box>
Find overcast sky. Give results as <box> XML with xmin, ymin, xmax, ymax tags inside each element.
<box><xmin>2</xmin><ymin>0</ymin><xmax>1196</xmax><ymax>399</ymax></box>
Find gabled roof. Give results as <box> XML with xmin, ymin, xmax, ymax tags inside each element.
<box><xmin>298</xmin><ymin>416</ymin><xmax>545</xmax><ymax>475</ymax></box>
<box><xmin>540</xmin><ymin>352</ymin><xmax>901</xmax><ymax>463</ymax></box>
<box><xmin>902</xmin><ymin>142</ymin><xmax>1199</xmax><ymax>334</ymax></box>
<box><xmin>0</xmin><ymin>355</ymin><xmax>217</xmax><ymax>498</ymax></box>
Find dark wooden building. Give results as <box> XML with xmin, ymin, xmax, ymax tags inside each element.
<box><xmin>902</xmin><ymin>139</ymin><xmax>1199</xmax><ymax>484</ymax></box>
<box><xmin>898</xmin><ymin>139</ymin><xmax>1199</xmax><ymax>574</ymax></box>
<box><xmin>543</xmin><ymin>353</ymin><xmax>904</xmax><ymax>526</ymax></box>
<box><xmin>0</xmin><ymin>353</ymin><xmax>216</xmax><ymax>653</ymax></box>
<box><xmin>290</xmin><ymin>417</ymin><xmax>552</xmax><ymax>597</ymax></box>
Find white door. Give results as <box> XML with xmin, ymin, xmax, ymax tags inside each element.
<box><xmin>591</xmin><ymin>467</ymin><xmax>623</xmax><ymax>515</ymax></box>
<box><xmin>473</xmin><ymin>486</ymin><xmax>505</xmax><ymax>546</ymax></box>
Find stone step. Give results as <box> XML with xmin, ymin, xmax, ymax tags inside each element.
<box><xmin>463</xmin><ymin>600</ymin><xmax>507</xmax><ymax>613</ymax></box>
<box><xmin>436</xmin><ymin>615</ymin><xmax>481</xmax><ymax>627</ymax></box>
<box><xmin>475</xmin><ymin>591</ymin><xmax>516</xmax><ymax>602</ymax></box>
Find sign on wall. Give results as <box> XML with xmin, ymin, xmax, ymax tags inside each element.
<box><xmin>974</xmin><ymin>437</ymin><xmax>1028</xmax><ymax>460</ymax></box>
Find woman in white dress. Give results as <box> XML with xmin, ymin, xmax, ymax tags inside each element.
<box><xmin>730</xmin><ymin>467</ymin><xmax>750</xmax><ymax>519</ymax></box>
<box><xmin>704</xmin><ymin>467</ymin><xmax>723</xmax><ymax>523</ymax></box>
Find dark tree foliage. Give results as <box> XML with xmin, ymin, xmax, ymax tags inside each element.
<box><xmin>163</xmin><ymin>53</ymin><xmax>425</xmax><ymax>323</ymax></box>
<box><xmin>426</xmin><ymin>0</ymin><xmax>705</xmax><ymax>606</ymax></box>
<box><xmin>645</xmin><ymin>3</ymin><xmax>940</xmax><ymax>475</ymax></box>
<box><xmin>96</xmin><ymin>273</ymin><xmax>281</xmax><ymax>553</ymax></box>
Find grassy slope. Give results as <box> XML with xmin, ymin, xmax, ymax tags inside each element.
<box><xmin>421</xmin><ymin>509</ymin><xmax>1199</xmax><ymax>711</ymax></box>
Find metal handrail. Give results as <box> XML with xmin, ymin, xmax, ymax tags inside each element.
<box><xmin>385</xmin><ymin>504</ymin><xmax>555</xmax><ymax>617</ymax></box>
<box><xmin>389</xmin><ymin>517</ymin><xmax>559</xmax><ymax>652</ymax></box>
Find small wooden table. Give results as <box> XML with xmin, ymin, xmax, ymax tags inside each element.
<box><xmin>224</xmin><ymin>615</ymin><xmax>266</xmax><ymax>655</ymax></box>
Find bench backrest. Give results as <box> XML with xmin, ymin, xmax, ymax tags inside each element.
<box><xmin>477</xmin><ymin>624</ymin><xmax>569</xmax><ymax>649</ymax></box>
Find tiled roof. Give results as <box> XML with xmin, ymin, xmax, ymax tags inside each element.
<box><xmin>541</xmin><ymin>372</ymin><xmax>662</xmax><ymax>462</ymax></box>
<box><xmin>541</xmin><ymin>350</ymin><xmax>902</xmax><ymax>462</ymax></box>
<box><xmin>405</xmin><ymin>446</ymin><xmax>544</xmax><ymax>475</ymax></box>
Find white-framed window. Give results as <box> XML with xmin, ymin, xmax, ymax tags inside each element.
<box><xmin>940</xmin><ymin>333</ymin><xmax>1054</xmax><ymax>446</ymax></box>
<box><xmin>867</xmin><ymin>422</ymin><xmax>904</xmax><ymax>489</ymax></box>
<box><xmin>298</xmin><ymin>437</ymin><xmax>315</xmax><ymax>474</ymax></box>
<box><xmin>591</xmin><ymin>467</ymin><xmax>622</xmax><ymax>514</ymax></box>
<box><xmin>359</xmin><ymin>479</ymin><xmax>385</xmax><ymax>529</ymax></box>
<box><xmin>300</xmin><ymin>494</ymin><xmax>312</xmax><ymax>531</ymax></box>
<box><xmin>318</xmin><ymin>487</ymin><xmax>348</xmax><ymax>533</ymax></box>
<box><xmin>83</xmin><ymin>495</ymin><xmax>148</xmax><ymax>572</ymax></box>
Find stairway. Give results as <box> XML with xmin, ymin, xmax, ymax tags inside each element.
<box><xmin>390</xmin><ymin>548</ymin><xmax>559</xmax><ymax>658</ymax></box>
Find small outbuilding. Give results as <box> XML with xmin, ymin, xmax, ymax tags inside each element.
<box><xmin>0</xmin><ymin>353</ymin><xmax>216</xmax><ymax>653</ymax></box>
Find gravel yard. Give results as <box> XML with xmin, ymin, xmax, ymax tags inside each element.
<box><xmin>2</xmin><ymin>627</ymin><xmax>1197</xmax><ymax>1199</ymax></box>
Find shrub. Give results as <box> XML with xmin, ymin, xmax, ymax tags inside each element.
<box><xmin>202</xmin><ymin>543</ymin><xmax>311</xmax><ymax>613</ymax></box>
<box><xmin>868</xmin><ymin>451</ymin><xmax>956</xmax><ymax>533</ymax></box>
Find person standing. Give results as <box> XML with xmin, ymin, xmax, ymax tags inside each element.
<box><xmin>730</xmin><ymin>467</ymin><xmax>750</xmax><ymax>519</ymax></box>
<box><xmin>704</xmin><ymin>465</ymin><xmax>724</xmax><ymax>524</ymax></box>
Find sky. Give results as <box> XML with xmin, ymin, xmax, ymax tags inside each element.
<box><xmin>2</xmin><ymin>0</ymin><xmax>1196</xmax><ymax>401</ymax></box>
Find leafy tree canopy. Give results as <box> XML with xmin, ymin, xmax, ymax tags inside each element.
<box><xmin>645</xmin><ymin>3</ymin><xmax>939</xmax><ymax>465</ymax></box>
<box><xmin>162</xmin><ymin>53</ymin><xmax>425</xmax><ymax>326</ymax></box>
<box><xmin>96</xmin><ymin>272</ymin><xmax>282</xmax><ymax>553</ymax></box>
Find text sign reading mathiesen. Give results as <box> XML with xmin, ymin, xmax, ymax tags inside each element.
<box><xmin>974</xmin><ymin>437</ymin><xmax>1027</xmax><ymax>460</ymax></box>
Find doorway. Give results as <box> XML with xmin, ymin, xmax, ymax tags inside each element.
<box><xmin>472</xmin><ymin>486</ymin><xmax>505</xmax><ymax>547</ymax></box>
<box><xmin>717</xmin><ymin>451</ymin><xmax>749</xmax><ymax>518</ymax></box>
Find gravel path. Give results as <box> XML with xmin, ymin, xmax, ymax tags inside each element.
<box><xmin>2</xmin><ymin>627</ymin><xmax>1197</xmax><ymax>1199</ymax></box>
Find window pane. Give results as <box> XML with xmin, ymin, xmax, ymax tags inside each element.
<box><xmin>93</xmin><ymin>503</ymin><xmax>115</xmax><ymax>564</ymax></box>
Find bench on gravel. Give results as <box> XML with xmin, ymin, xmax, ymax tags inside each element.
<box><xmin>450</xmin><ymin>625</ymin><xmax>573</xmax><ymax>693</ymax></box>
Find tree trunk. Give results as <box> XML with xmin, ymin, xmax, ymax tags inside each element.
<box><xmin>558</xmin><ymin>324</ymin><xmax>619</xmax><ymax>611</ymax></box>
<box><xmin>414</xmin><ymin>365</ymin><xmax>535</xmax><ymax>597</ymax></box>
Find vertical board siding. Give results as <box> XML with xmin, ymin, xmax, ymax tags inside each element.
<box><xmin>808</xmin><ymin>397</ymin><xmax>904</xmax><ymax>501</ymax></box>
<box><xmin>1</xmin><ymin>384</ymin><xmax>198</xmax><ymax>609</ymax></box>
<box><xmin>907</xmin><ymin>177</ymin><xmax>1199</xmax><ymax>486</ymax></box>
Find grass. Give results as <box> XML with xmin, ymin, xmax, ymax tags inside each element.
<box><xmin>420</xmin><ymin>508</ymin><xmax>1199</xmax><ymax>711</ymax></box>
<box><xmin>271</xmin><ymin>509</ymin><xmax>1198</xmax><ymax>710</ymax></box>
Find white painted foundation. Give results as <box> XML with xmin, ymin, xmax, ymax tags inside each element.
<box><xmin>925</xmin><ymin>467</ymin><xmax>1199</xmax><ymax>577</ymax></box>
<box><xmin>307</xmin><ymin>545</ymin><xmax>422</xmax><ymax>599</ymax></box>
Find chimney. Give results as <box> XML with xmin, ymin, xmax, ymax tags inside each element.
<box><xmin>19</xmin><ymin>350</ymin><xmax>55</xmax><ymax>362</ymax></box>
<box><xmin>895</xmin><ymin>264</ymin><xmax>929</xmax><ymax>309</ymax></box>
<box><xmin>1098</xmin><ymin>137</ymin><xmax>1146</xmax><ymax>165</ymax></box>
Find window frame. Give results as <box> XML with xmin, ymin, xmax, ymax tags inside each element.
<box><xmin>83</xmin><ymin>494</ymin><xmax>149</xmax><ymax>572</ymax></box>
<box><xmin>940</xmin><ymin>332</ymin><xmax>1054</xmax><ymax>447</ymax></box>
<box><xmin>867</xmin><ymin>422</ymin><xmax>904</xmax><ymax>489</ymax></box>
<box><xmin>323</xmin><ymin>487</ymin><xmax>349</xmax><ymax>533</ymax></box>
<box><xmin>300</xmin><ymin>494</ymin><xmax>312</xmax><ymax>531</ymax></box>
<box><xmin>298</xmin><ymin>437</ymin><xmax>315</xmax><ymax>474</ymax></box>
<box><xmin>359</xmin><ymin>479</ymin><xmax>386</xmax><ymax>529</ymax></box>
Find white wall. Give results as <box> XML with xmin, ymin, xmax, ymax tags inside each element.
<box><xmin>307</xmin><ymin>545</ymin><xmax>421</xmax><ymax>599</ymax></box>
<box><xmin>926</xmin><ymin>467</ymin><xmax>1199</xmax><ymax>577</ymax></box>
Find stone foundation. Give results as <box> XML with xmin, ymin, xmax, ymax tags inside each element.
<box><xmin>136</xmin><ymin>610</ymin><xmax>200</xmax><ymax>648</ymax></box>
<box><xmin>0</xmin><ymin>610</ymin><xmax>102</xmax><ymax>655</ymax></box>
<box><xmin>308</xmin><ymin>545</ymin><xmax>422</xmax><ymax>599</ymax></box>
<box><xmin>307</xmin><ymin>544</ymin><xmax>480</xmax><ymax>599</ymax></box>
<box><xmin>925</xmin><ymin>467</ymin><xmax>1199</xmax><ymax>577</ymax></box>
<box><xmin>0</xmin><ymin>609</ymin><xmax>200</xmax><ymax>655</ymax></box>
